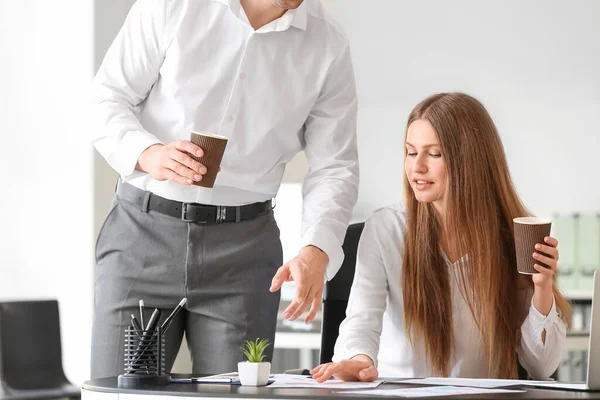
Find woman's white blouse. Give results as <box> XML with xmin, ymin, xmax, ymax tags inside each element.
<box><xmin>332</xmin><ymin>203</ymin><xmax>567</xmax><ymax>379</ymax></box>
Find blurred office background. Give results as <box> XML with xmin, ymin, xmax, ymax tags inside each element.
<box><xmin>0</xmin><ymin>0</ymin><xmax>598</xmax><ymax>386</ymax></box>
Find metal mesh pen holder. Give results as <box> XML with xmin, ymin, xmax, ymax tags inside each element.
<box><xmin>117</xmin><ymin>326</ymin><xmax>171</xmax><ymax>387</ymax></box>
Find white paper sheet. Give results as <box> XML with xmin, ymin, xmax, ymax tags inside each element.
<box><xmin>267</xmin><ymin>374</ymin><xmax>382</xmax><ymax>389</ymax></box>
<box><xmin>529</xmin><ymin>382</ymin><xmax>589</xmax><ymax>391</ymax></box>
<box><xmin>394</xmin><ymin>377</ymin><xmax>552</xmax><ymax>388</ymax></box>
<box><xmin>342</xmin><ymin>385</ymin><xmax>525</xmax><ymax>397</ymax></box>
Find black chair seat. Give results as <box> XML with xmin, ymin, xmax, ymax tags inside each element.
<box><xmin>0</xmin><ymin>300</ymin><xmax>80</xmax><ymax>399</ymax></box>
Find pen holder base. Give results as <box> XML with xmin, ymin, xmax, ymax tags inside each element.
<box><xmin>118</xmin><ymin>373</ymin><xmax>171</xmax><ymax>388</ymax></box>
<box><xmin>119</xmin><ymin>326</ymin><xmax>170</xmax><ymax>387</ymax></box>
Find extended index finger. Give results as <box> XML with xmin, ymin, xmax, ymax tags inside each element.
<box><xmin>316</xmin><ymin>360</ymin><xmax>360</xmax><ymax>383</ymax></box>
<box><xmin>284</xmin><ymin>297</ymin><xmax>308</xmax><ymax>321</ymax></box>
<box><xmin>314</xmin><ymin>363</ymin><xmax>344</xmax><ymax>383</ymax></box>
<box><xmin>304</xmin><ymin>288</ymin><xmax>323</xmax><ymax>324</ymax></box>
<box><xmin>284</xmin><ymin>275</ymin><xmax>308</xmax><ymax>318</ymax></box>
<box><xmin>310</xmin><ymin>363</ymin><xmax>331</xmax><ymax>378</ymax></box>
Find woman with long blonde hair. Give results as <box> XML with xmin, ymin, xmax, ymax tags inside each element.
<box><xmin>311</xmin><ymin>92</ymin><xmax>571</xmax><ymax>381</ymax></box>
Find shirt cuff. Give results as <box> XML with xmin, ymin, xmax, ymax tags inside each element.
<box><xmin>528</xmin><ymin>294</ymin><xmax>559</xmax><ymax>329</ymax></box>
<box><xmin>107</xmin><ymin>131</ymin><xmax>162</xmax><ymax>180</ymax></box>
<box><xmin>299</xmin><ymin>223</ymin><xmax>344</xmax><ymax>281</ymax></box>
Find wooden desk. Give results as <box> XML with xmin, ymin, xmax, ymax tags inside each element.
<box><xmin>82</xmin><ymin>377</ymin><xmax>600</xmax><ymax>399</ymax></box>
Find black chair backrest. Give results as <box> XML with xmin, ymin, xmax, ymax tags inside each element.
<box><xmin>0</xmin><ymin>300</ymin><xmax>71</xmax><ymax>390</ymax></box>
<box><xmin>320</xmin><ymin>222</ymin><xmax>364</xmax><ymax>364</ymax></box>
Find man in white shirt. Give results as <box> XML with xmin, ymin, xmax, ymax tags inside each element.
<box><xmin>90</xmin><ymin>0</ymin><xmax>358</xmax><ymax>378</ymax></box>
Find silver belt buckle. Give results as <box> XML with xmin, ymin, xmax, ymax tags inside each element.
<box><xmin>216</xmin><ymin>206</ymin><xmax>226</xmax><ymax>223</ymax></box>
<box><xmin>181</xmin><ymin>204</ymin><xmax>194</xmax><ymax>222</ymax></box>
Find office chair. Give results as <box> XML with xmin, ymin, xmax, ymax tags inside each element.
<box><xmin>0</xmin><ymin>300</ymin><xmax>80</xmax><ymax>399</ymax></box>
<box><xmin>319</xmin><ymin>222</ymin><xmax>365</xmax><ymax>365</ymax></box>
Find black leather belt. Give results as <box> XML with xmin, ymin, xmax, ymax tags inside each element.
<box><xmin>116</xmin><ymin>182</ymin><xmax>273</xmax><ymax>224</ymax></box>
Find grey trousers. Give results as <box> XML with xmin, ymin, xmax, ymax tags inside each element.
<box><xmin>91</xmin><ymin>188</ymin><xmax>282</xmax><ymax>379</ymax></box>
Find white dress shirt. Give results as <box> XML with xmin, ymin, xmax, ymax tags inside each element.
<box><xmin>90</xmin><ymin>0</ymin><xmax>359</xmax><ymax>278</ymax></box>
<box><xmin>333</xmin><ymin>203</ymin><xmax>568</xmax><ymax>379</ymax></box>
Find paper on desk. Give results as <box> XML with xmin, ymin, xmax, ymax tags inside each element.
<box><xmin>393</xmin><ymin>377</ymin><xmax>552</xmax><ymax>388</ymax></box>
<box><xmin>342</xmin><ymin>386</ymin><xmax>525</xmax><ymax>397</ymax></box>
<box><xmin>528</xmin><ymin>382</ymin><xmax>589</xmax><ymax>391</ymax></box>
<box><xmin>267</xmin><ymin>374</ymin><xmax>382</xmax><ymax>389</ymax></box>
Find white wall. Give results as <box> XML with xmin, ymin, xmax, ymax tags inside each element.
<box><xmin>322</xmin><ymin>0</ymin><xmax>600</xmax><ymax>222</ymax></box>
<box><xmin>0</xmin><ymin>0</ymin><xmax>94</xmax><ymax>385</ymax></box>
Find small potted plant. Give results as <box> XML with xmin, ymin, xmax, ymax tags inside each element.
<box><xmin>238</xmin><ymin>338</ymin><xmax>271</xmax><ymax>386</ymax></box>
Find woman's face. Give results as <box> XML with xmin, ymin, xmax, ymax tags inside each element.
<box><xmin>405</xmin><ymin>119</ymin><xmax>448</xmax><ymax>214</ymax></box>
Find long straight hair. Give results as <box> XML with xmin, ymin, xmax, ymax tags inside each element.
<box><xmin>401</xmin><ymin>93</ymin><xmax>571</xmax><ymax>378</ymax></box>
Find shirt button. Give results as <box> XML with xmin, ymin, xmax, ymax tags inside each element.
<box><xmin>226</xmin><ymin>115</ymin><xmax>234</xmax><ymax>123</ymax></box>
<box><xmin>239</xmin><ymin>72</ymin><xmax>246</xmax><ymax>80</ymax></box>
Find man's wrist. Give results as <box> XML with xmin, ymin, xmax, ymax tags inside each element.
<box><xmin>301</xmin><ymin>245</ymin><xmax>327</xmax><ymax>257</ymax></box>
<box><xmin>136</xmin><ymin>143</ymin><xmax>162</xmax><ymax>173</ymax></box>
<box><xmin>299</xmin><ymin>245</ymin><xmax>329</xmax><ymax>267</ymax></box>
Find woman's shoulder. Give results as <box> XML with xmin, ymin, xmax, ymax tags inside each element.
<box><xmin>364</xmin><ymin>202</ymin><xmax>408</xmax><ymax>238</ymax></box>
<box><xmin>368</xmin><ymin>202</ymin><xmax>407</xmax><ymax>223</ymax></box>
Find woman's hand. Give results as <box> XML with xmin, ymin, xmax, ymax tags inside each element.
<box><xmin>531</xmin><ymin>236</ymin><xmax>559</xmax><ymax>290</ymax></box>
<box><xmin>310</xmin><ymin>355</ymin><xmax>378</xmax><ymax>383</ymax></box>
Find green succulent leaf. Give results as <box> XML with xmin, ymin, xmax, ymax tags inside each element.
<box><xmin>242</xmin><ymin>338</ymin><xmax>271</xmax><ymax>362</ymax></box>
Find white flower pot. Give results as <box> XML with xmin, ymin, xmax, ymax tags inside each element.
<box><xmin>237</xmin><ymin>361</ymin><xmax>271</xmax><ymax>386</ymax></box>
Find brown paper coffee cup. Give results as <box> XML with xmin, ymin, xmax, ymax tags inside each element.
<box><xmin>189</xmin><ymin>131</ymin><xmax>228</xmax><ymax>188</ymax></box>
<box><xmin>513</xmin><ymin>217</ymin><xmax>552</xmax><ymax>274</ymax></box>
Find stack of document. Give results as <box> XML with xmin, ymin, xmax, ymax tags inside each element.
<box><xmin>170</xmin><ymin>373</ymin><xmax>382</xmax><ymax>389</ymax></box>
<box><xmin>267</xmin><ymin>374</ymin><xmax>382</xmax><ymax>389</ymax></box>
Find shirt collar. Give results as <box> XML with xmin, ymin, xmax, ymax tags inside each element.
<box><xmin>211</xmin><ymin>0</ymin><xmax>307</xmax><ymax>31</ymax></box>
<box><xmin>290</xmin><ymin>1</ymin><xmax>308</xmax><ymax>31</ymax></box>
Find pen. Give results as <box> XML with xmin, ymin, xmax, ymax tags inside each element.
<box><xmin>139</xmin><ymin>299</ymin><xmax>145</xmax><ymax>329</ymax></box>
<box><xmin>128</xmin><ymin>308</ymin><xmax>162</xmax><ymax>373</ymax></box>
<box><xmin>192</xmin><ymin>377</ymin><xmax>239</xmax><ymax>383</ymax></box>
<box><xmin>144</xmin><ymin>308</ymin><xmax>162</xmax><ymax>332</ymax></box>
<box><xmin>130</xmin><ymin>314</ymin><xmax>143</xmax><ymax>334</ymax></box>
<box><xmin>130</xmin><ymin>314</ymin><xmax>149</xmax><ymax>372</ymax></box>
<box><xmin>160</xmin><ymin>298</ymin><xmax>187</xmax><ymax>334</ymax></box>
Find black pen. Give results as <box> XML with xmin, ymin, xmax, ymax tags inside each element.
<box><xmin>130</xmin><ymin>314</ymin><xmax>143</xmax><ymax>334</ymax></box>
<box><xmin>144</xmin><ymin>308</ymin><xmax>162</xmax><ymax>332</ymax></box>
<box><xmin>130</xmin><ymin>314</ymin><xmax>150</xmax><ymax>372</ymax></box>
<box><xmin>127</xmin><ymin>308</ymin><xmax>162</xmax><ymax>373</ymax></box>
<box><xmin>139</xmin><ymin>299</ymin><xmax>145</xmax><ymax>329</ymax></box>
<box><xmin>160</xmin><ymin>298</ymin><xmax>187</xmax><ymax>334</ymax></box>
